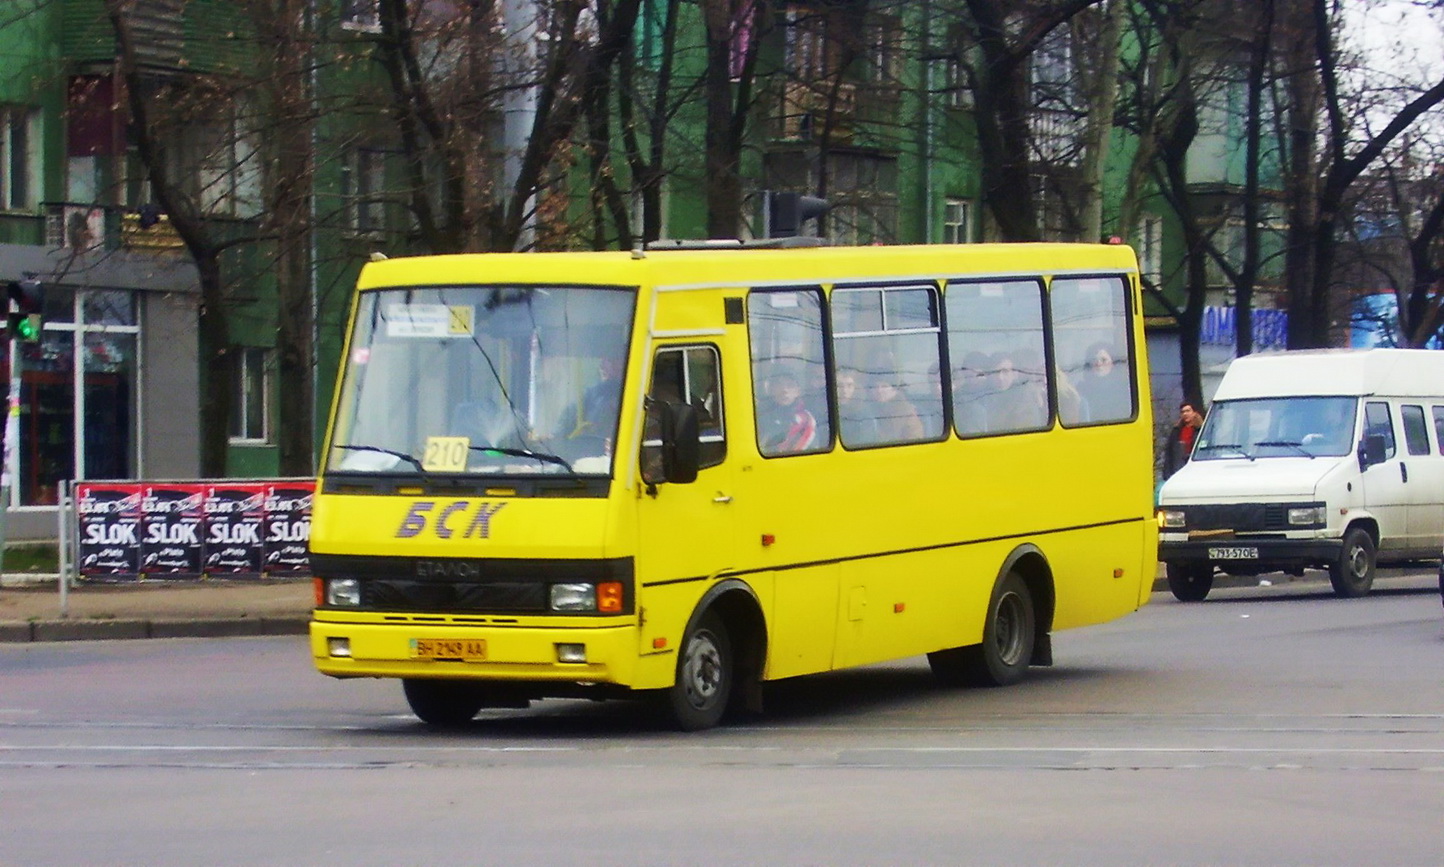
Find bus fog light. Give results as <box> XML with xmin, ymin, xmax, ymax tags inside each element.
<box><xmin>327</xmin><ymin>637</ymin><xmax>352</xmax><ymax>658</ymax></box>
<box><xmin>327</xmin><ymin>578</ymin><xmax>361</xmax><ymax>607</ymax></box>
<box><xmin>551</xmin><ymin>583</ymin><xmax>596</xmax><ymax>611</ymax></box>
<box><xmin>1158</xmin><ymin>509</ymin><xmax>1186</xmax><ymax>529</ymax></box>
<box><xmin>556</xmin><ymin>643</ymin><xmax>587</xmax><ymax>663</ymax></box>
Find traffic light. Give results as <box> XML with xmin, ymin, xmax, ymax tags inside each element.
<box><xmin>768</xmin><ymin>191</ymin><xmax>829</xmax><ymax>238</ymax></box>
<box><xmin>7</xmin><ymin>277</ymin><xmax>43</xmax><ymax>342</ymax></box>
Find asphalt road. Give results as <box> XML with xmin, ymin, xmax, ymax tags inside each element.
<box><xmin>2</xmin><ymin>570</ymin><xmax>1441</xmax><ymax>866</ymax></box>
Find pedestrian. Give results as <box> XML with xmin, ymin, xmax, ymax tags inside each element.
<box><xmin>1162</xmin><ymin>401</ymin><xmax>1204</xmax><ymax>478</ymax></box>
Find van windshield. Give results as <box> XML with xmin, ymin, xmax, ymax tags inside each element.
<box><xmin>1194</xmin><ymin>396</ymin><xmax>1358</xmax><ymax>460</ymax></box>
<box><xmin>326</xmin><ymin>285</ymin><xmax>636</xmax><ymax>477</ymax></box>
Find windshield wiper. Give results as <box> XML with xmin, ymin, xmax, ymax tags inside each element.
<box><xmin>472</xmin><ymin>445</ymin><xmax>573</xmax><ymax>473</ymax></box>
<box><xmin>1255</xmin><ymin>439</ymin><xmax>1316</xmax><ymax>458</ymax></box>
<box><xmin>335</xmin><ymin>444</ymin><xmax>425</xmax><ymax>472</ymax></box>
<box><xmin>1197</xmin><ymin>443</ymin><xmax>1253</xmax><ymax>460</ymax></box>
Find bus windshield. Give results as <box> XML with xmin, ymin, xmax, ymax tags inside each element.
<box><xmin>327</xmin><ymin>285</ymin><xmax>636</xmax><ymax>477</ymax></box>
<box><xmin>1194</xmin><ymin>396</ymin><xmax>1358</xmax><ymax>460</ymax></box>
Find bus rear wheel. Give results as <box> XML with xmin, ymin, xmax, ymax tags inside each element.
<box><xmin>929</xmin><ymin>571</ymin><xmax>1035</xmax><ymax>688</ymax></box>
<box><xmin>1329</xmin><ymin>527</ymin><xmax>1376</xmax><ymax>598</ymax></box>
<box><xmin>402</xmin><ymin>679</ymin><xmax>485</xmax><ymax>726</ymax></box>
<box><xmin>1166</xmin><ymin>562</ymin><xmax>1214</xmax><ymax>602</ymax></box>
<box><xmin>665</xmin><ymin>611</ymin><xmax>733</xmax><ymax>731</ymax></box>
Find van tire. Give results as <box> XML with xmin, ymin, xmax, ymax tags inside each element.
<box><xmin>928</xmin><ymin>572</ymin><xmax>1035</xmax><ymax>687</ymax></box>
<box><xmin>665</xmin><ymin>611</ymin><xmax>733</xmax><ymax>731</ymax></box>
<box><xmin>402</xmin><ymin>679</ymin><xmax>485</xmax><ymax>726</ymax></box>
<box><xmin>1329</xmin><ymin>527</ymin><xmax>1376</xmax><ymax>598</ymax></box>
<box><xmin>1166</xmin><ymin>562</ymin><xmax>1214</xmax><ymax>602</ymax></box>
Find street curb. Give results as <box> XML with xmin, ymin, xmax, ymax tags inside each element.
<box><xmin>0</xmin><ymin>617</ymin><xmax>310</xmax><ymax>643</ymax></box>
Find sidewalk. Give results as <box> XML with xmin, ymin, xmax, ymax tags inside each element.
<box><xmin>0</xmin><ymin>576</ymin><xmax>313</xmax><ymax>642</ymax></box>
<box><xmin>2</xmin><ymin>567</ymin><xmax>1191</xmax><ymax>644</ymax></box>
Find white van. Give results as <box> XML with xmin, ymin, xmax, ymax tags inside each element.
<box><xmin>1158</xmin><ymin>348</ymin><xmax>1444</xmax><ymax>601</ymax></box>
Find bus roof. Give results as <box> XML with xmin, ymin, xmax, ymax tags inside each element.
<box><xmin>1214</xmin><ymin>348</ymin><xmax>1444</xmax><ymax>400</ymax></box>
<box><xmin>354</xmin><ymin>243</ymin><xmax>1139</xmax><ymax>292</ymax></box>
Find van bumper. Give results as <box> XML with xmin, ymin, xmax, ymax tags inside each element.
<box><xmin>1159</xmin><ymin>538</ymin><xmax>1342</xmax><ymax>571</ymax></box>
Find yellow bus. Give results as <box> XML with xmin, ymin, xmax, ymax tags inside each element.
<box><xmin>310</xmin><ymin>241</ymin><xmax>1156</xmax><ymax>730</ymax></box>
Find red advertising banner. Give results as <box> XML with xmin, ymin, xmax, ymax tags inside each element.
<box><xmin>76</xmin><ymin>483</ymin><xmax>144</xmax><ymax>581</ymax></box>
<box><xmin>203</xmin><ymin>483</ymin><xmax>268</xmax><ymax>578</ymax></box>
<box><xmin>140</xmin><ymin>483</ymin><xmax>206</xmax><ymax>578</ymax></box>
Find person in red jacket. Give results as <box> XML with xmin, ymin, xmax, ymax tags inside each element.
<box><xmin>1162</xmin><ymin>401</ymin><xmax>1204</xmax><ymax>478</ymax></box>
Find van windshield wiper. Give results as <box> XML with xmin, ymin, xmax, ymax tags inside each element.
<box><xmin>1255</xmin><ymin>439</ymin><xmax>1316</xmax><ymax>458</ymax></box>
<box><xmin>1196</xmin><ymin>443</ymin><xmax>1253</xmax><ymax>460</ymax></box>
<box><xmin>335</xmin><ymin>444</ymin><xmax>425</xmax><ymax>472</ymax></box>
<box><xmin>473</xmin><ymin>445</ymin><xmax>573</xmax><ymax>473</ymax></box>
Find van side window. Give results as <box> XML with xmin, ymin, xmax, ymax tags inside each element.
<box><xmin>749</xmin><ymin>289</ymin><xmax>830</xmax><ymax>456</ymax></box>
<box><xmin>1432</xmin><ymin>406</ymin><xmax>1444</xmax><ymax>455</ymax></box>
<box><xmin>1363</xmin><ymin>401</ymin><xmax>1397</xmax><ymax>460</ymax></box>
<box><xmin>1400</xmin><ymin>405</ymin><xmax>1430</xmax><ymax>456</ymax></box>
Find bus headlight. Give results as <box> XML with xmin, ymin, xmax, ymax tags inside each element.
<box><xmin>1288</xmin><ymin>505</ymin><xmax>1327</xmax><ymax>527</ymax></box>
<box><xmin>326</xmin><ymin>578</ymin><xmax>362</xmax><ymax>607</ymax></box>
<box><xmin>1158</xmin><ymin>509</ymin><xmax>1186</xmax><ymax>529</ymax></box>
<box><xmin>550</xmin><ymin>583</ymin><xmax>597</xmax><ymax>612</ymax></box>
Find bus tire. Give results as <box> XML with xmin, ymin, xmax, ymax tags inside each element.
<box><xmin>402</xmin><ymin>678</ymin><xmax>484</xmax><ymax>726</ymax></box>
<box><xmin>1166</xmin><ymin>562</ymin><xmax>1214</xmax><ymax>602</ymax></box>
<box><xmin>666</xmin><ymin>611</ymin><xmax>733</xmax><ymax>731</ymax></box>
<box><xmin>929</xmin><ymin>571</ymin><xmax>1035</xmax><ymax>688</ymax></box>
<box><xmin>1329</xmin><ymin>527</ymin><xmax>1376</xmax><ymax>598</ymax></box>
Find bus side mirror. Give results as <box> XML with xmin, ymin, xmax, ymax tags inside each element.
<box><xmin>659</xmin><ymin>401</ymin><xmax>701</xmax><ymax>484</ymax></box>
<box><xmin>1358</xmin><ymin>433</ymin><xmax>1386</xmax><ymax>471</ymax></box>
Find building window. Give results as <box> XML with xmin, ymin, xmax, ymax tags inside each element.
<box><xmin>230</xmin><ymin>347</ymin><xmax>271</xmax><ymax>443</ymax></box>
<box><xmin>1</xmin><ymin>105</ymin><xmax>38</xmax><ymax>211</ymax></box>
<box><xmin>943</xmin><ymin>198</ymin><xmax>973</xmax><ymax>244</ymax></box>
<box><xmin>340</xmin><ymin>0</ymin><xmax>381</xmax><ymax>32</ymax></box>
<box><xmin>1137</xmin><ymin>214</ymin><xmax>1163</xmax><ymax>287</ymax></box>
<box><xmin>8</xmin><ymin>290</ymin><xmax>139</xmax><ymax>507</ymax></box>
<box><xmin>342</xmin><ymin>146</ymin><xmax>387</xmax><ymax>235</ymax></box>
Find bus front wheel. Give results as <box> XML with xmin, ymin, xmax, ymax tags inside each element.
<box><xmin>665</xmin><ymin>611</ymin><xmax>733</xmax><ymax>731</ymax></box>
<box><xmin>1166</xmin><ymin>562</ymin><xmax>1214</xmax><ymax>602</ymax></box>
<box><xmin>402</xmin><ymin>678</ymin><xmax>484</xmax><ymax>726</ymax></box>
<box><xmin>929</xmin><ymin>571</ymin><xmax>1035</xmax><ymax>688</ymax></box>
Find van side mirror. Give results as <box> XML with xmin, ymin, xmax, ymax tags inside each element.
<box><xmin>649</xmin><ymin>401</ymin><xmax>698</xmax><ymax>488</ymax></box>
<box><xmin>1358</xmin><ymin>433</ymin><xmax>1387</xmax><ymax>470</ymax></box>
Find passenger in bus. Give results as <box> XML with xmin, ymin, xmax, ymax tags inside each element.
<box><xmin>757</xmin><ymin>368</ymin><xmax>818</xmax><ymax>454</ymax></box>
<box><xmin>559</xmin><ymin>355</ymin><xmax>623</xmax><ymax>439</ymax></box>
<box><xmin>870</xmin><ymin>371</ymin><xmax>925</xmax><ymax>442</ymax></box>
<box><xmin>1076</xmin><ymin>343</ymin><xmax>1131</xmax><ymax>422</ymax></box>
<box><xmin>951</xmin><ymin>351</ymin><xmax>992</xmax><ymax>436</ymax></box>
<box><xmin>836</xmin><ymin>367</ymin><xmax>877</xmax><ymax>446</ymax></box>
<box><xmin>981</xmin><ymin>353</ymin><xmax>1042</xmax><ymax>432</ymax></box>
<box><xmin>913</xmin><ymin>362</ymin><xmax>946</xmax><ymax>438</ymax></box>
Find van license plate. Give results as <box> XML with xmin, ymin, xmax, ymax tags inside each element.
<box><xmin>410</xmin><ymin>638</ymin><xmax>487</xmax><ymax>661</ymax></box>
<box><xmin>1208</xmin><ymin>546</ymin><xmax>1258</xmax><ymax>560</ymax></box>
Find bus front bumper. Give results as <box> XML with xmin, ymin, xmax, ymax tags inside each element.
<box><xmin>1158</xmin><ymin>537</ymin><xmax>1343</xmax><ymax>571</ymax></box>
<box><xmin>310</xmin><ymin>616</ymin><xmax>666</xmax><ymax>689</ymax></box>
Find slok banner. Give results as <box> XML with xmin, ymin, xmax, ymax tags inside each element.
<box><xmin>76</xmin><ymin>483</ymin><xmax>144</xmax><ymax>581</ymax></box>
<box><xmin>204</xmin><ymin>483</ymin><xmax>267</xmax><ymax>578</ymax></box>
<box><xmin>264</xmin><ymin>481</ymin><xmax>314</xmax><ymax>577</ymax></box>
<box><xmin>140</xmin><ymin>483</ymin><xmax>206</xmax><ymax>579</ymax></box>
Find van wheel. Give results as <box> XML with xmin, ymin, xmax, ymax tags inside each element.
<box><xmin>665</xmin><ymin>611</ymin><xmax>733</xmax><ymax>731</ymax></box>
<box><xmin>1166</xmin><ymin>562</ymin><xmax>1214</xmax><ymax>602</ymax></box>
<box><xmin>929</xmin><ymin>572</ymin><xmax>1035</xmax><ymax>687</ymax></box>
<box><xmin>1329</xmin><ymin>527</ymin><xmax>1376</xmax><ymax>598</ymax></box>
<box><xmin>402</xmin><ymin>679</ymin><xmax>485</xmax><ymax>726</ymax></box>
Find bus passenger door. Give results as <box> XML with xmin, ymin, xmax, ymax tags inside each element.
<box><xmin>635</xmin><ymin>345</ymin><xmax>739</xmax><ymax>622</ymax></box>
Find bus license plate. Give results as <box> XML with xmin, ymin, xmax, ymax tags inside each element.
<box><xmin>1208</xmin><ymin>546</ymin><xmax>1258</xmax><ymax>560</ymax></box>
<box><xmin>410</xmin><ymin>638</ymin><xmax>487</xmax><ymax>661</ymax></box>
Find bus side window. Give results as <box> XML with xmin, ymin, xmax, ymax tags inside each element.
<box><xmin>1052</xmin><ymin>276</ymin><xmax>1135</xmax><ymax>426</ymax></box>
<box><xmin>1401</xmin><ymin>404</ymin><xmax>1430</xmax><ymax>456</ymax></box>
<box><xmin>749</xmin><ymin>289</ymin><xmax>830</xmax><ymax>456</ymax></box>
<box><xmin>1433</xmin><ymin>406</ymin><xmax>1444</xmax><ymax>455</ymax></box>
<box><xmin>944</xmin><ymin>278</ymin><xmax>1048</xmax><ymax>437</ymax></box>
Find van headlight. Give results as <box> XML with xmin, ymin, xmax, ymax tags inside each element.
<box><xmin>1158</xmin><ymin>509</ymin><xmax>1186</xmax><ymax>529</ymax></box>
<box><xmin>1288</xmin><ymin>504</ymin><xmax>1327</xmax><ymax>527</ymax></box>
